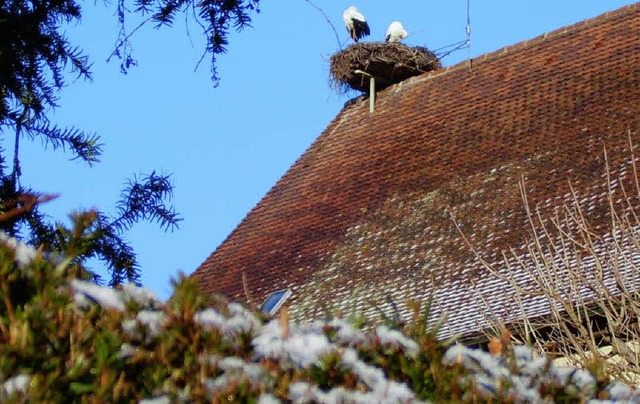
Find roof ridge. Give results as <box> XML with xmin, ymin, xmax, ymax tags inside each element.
<box><xmin>391</xmin><ymin>2</ymin><xmax>640</xmax><ymax>91</ymax></box>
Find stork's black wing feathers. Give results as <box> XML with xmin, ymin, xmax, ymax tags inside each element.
<box><xmin>352</xmin><ymin>19</ymin><xmax>370</xmax><ymax>41</ymax></box>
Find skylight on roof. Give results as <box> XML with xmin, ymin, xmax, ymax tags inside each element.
<box><xmin>260</xmin><ymin>289</ymin><xmax>291</xmax><ymax>316</ymax></box>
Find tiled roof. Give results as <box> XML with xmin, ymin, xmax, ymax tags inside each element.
<box><xmin>194</xmin><ymin>4</ymin><xmax>640</xmax><ymax>339</ymax></box>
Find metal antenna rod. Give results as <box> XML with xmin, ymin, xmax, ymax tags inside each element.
<box><xmin>466</xmin><ymin>0</ymin><xmax>472</xmax><ymax>71</ymax></box>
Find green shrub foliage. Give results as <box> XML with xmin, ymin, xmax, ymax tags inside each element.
<box><xmin>0</xmin><ymin>215</ymin><xmax>637</xmax><ymax>402</ymax></box>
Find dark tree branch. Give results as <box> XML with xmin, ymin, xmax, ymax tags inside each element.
<box><xmin>303</xmin><ymin>0</ymin><xmax>342</xmax><ymax>51</ymax></box>
<box><xmin>0</xmin><ymin>0</ymin><xmax>258</xmax><ymax>285</ymax></box>
<box><xmin>110</xmin><ymin>0</ymin><xmax>260</xmax><ymax>85</ymax></box>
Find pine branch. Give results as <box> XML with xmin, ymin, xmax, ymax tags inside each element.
<box><xmin>91</xmin><ymin>219</ymin><xmax>139</xmax><ymax>286</ymax></box>
<box><xmin>109</xmin><ymin>0</ymin><xmax>260</xmax><ymax>84</ymax></box>
<box><xmin>21</xmin><ymin>120</ymin><xmax>102</xmax><ymax>166</ymax></box>
<box><xmin>112</xmin><ymin>171</ymin><xmax>182</xmax><ymax>233</ymax></box>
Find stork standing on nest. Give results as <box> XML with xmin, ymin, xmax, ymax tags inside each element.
<box><xmin>385</xmin><ymin>21</ymin><xmax>408</xmax><ymax>43</ymax></box>
<box><xmin>343</xmin><ymin>6</ymin><xmax>370</xmax><ymax>42</ymax></box>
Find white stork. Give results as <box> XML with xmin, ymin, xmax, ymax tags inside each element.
<box><xmin>343</xmin><ymin>6</ymin><xmax>370</xmax><ymax>43</ymax></box>
<box><xmin>385</xmin><ymin>21</ymin><xmax>408</xmax><ymax>43</ymax></box>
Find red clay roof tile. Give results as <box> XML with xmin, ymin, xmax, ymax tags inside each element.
<box><xmin>194</xmin><ymin>4</ymin><xmax>640</xmax><ymax>338</ymax></box>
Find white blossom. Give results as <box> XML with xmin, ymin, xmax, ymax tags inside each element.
<box><xmin>71</xmin><ymin>280</ymin><xmax>125</xmax><ymax>311</ymax></box>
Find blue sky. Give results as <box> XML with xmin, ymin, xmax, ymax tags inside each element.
<box><xmin>21</xmin><ymin>0</ymin><xmax>636</xmax><ymax>299</ymax></box>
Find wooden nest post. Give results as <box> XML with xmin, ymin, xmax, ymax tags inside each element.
<box><xmin>354</xmin><ymin>69</ymin><xmax>376</xmax><ymax>113</ymax></box>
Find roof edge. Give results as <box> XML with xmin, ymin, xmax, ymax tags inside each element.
<box><xmin>389</xmin><ymin>3</ymin><xmax>640</xmax><ymax>92</ymax></box>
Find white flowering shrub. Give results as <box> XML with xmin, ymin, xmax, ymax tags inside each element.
<box><xmin>0</xmin><ymin>219</ymin><xmax>637</xmax><ymax>402</ymax></box>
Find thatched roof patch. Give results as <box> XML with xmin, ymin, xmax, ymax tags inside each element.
<box><xmin>330</xmin><ymin>42</ymin><xmax>441</xmax><ymax>93</ymax></box>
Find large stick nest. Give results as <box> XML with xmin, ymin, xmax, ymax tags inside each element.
<box><xmin>330</xmin><ymin>42</ymin><xmax>441</xmax><ymax>93</ymax></box>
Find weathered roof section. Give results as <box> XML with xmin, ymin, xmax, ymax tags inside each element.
<box><xmin>194</xmin><ymin>4</ymin><xmax>640</xmax><ymax>339</ymax></box>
